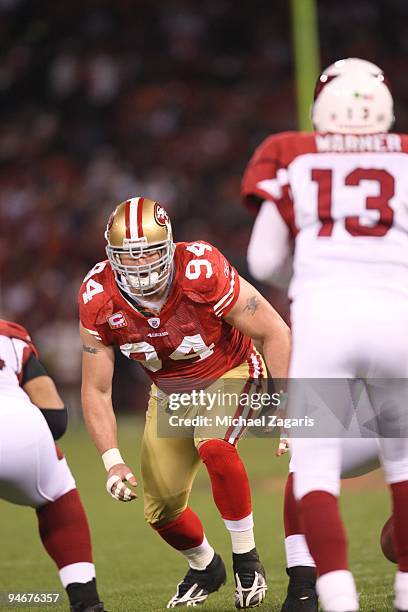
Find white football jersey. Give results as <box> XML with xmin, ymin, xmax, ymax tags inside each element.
<box><xmin>0</xmin><ymin>327</ymin><xmax>34</xmax><ymax>402</ymax></box>
<box><xmin>242</xmin><ymin>131</ymin><xmax>408</xmax><ymax>299</ymax></box>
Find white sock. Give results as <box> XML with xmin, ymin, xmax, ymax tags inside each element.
<box><xmin>285</xmin><ymin>534</ymin><xmax>316</xmax><ymax>568</ymax></box>
<box><xmin>181</xmin><ymin>536</ymin><xmax>215</xmax><ymax>570</ymax></box>
<box><xmin>224</xmin><ymin>513</ymin><xmax>255</xmax><ymax>554</ymax></box>
<box><xmin>317</xmin><ymin>570</ymin><xmax>358</xmax><ymax>611</ymax></box>
<box><xmin>59</xmin><ymin>562</ymin><xmax>96</xmax><ymax>588</ymax></box>
<box><xmin>395</xmin><ymin>570</ymin><xmax>408</xmax><ymax>610</ymax></box>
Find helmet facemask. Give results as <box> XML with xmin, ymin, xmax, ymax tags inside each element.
<box><xmin>106</xmin><ymin>237</ymin><xmax>175</xmax><ymax>298</ymax></box>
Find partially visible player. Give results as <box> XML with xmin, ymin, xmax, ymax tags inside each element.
<box><xmin>242</xmin><ymin>58</ymin><xmax>408</xmax><ymax>611</ymax></box>
<box><xmin>281</xmin><ymin>437</ymin><xmax>382</xmax><ymax>611</ymax></box>
<box><xmin>79</xmin><ymin>197</ymin><xmax>291</xmax><ymax>609</ymax></box>
<box><xmin>0</xmin><ymin>320</ymin><xmax>105</xmax><ymax>612</ymax></box>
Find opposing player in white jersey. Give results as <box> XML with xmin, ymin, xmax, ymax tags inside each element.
<box><xmin>0</xmin><ymin>319</ymin><xmax>105</xmax><ymax>612</ymax></box>
<box><xmin>242</xmin><ymin>58</ymin><xmax>408</xmax><ymax>611</ymax></box>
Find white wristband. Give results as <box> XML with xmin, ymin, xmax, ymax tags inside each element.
<box><xmin>102</xmin><ymin>448</ymin><xmax>125</xmax><ymax>472</ymax></box>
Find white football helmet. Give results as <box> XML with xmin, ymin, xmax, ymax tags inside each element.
<box><xmin>105</xmin><ymin>197</ymin><xmax>175</xmax><ymax>297</ymax></box>
<box><xmin>312</xmin><ymin>57</ymin><xmax>394</xmax><ymax>134</ymax></box>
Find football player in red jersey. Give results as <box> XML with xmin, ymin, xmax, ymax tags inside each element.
<box><xmin>0</xmin><ymin>320</ymin><xmax>105</xmax><ymax>612</ymax></box>
<box><xmin>242</xmin><ymin>58</ymin><xmax>408</xmax><ymax>612</ymax></box>
<box><xmin>79</xmin><ymin>196</ymin><xmax>291</xmax><ymax>609</ymax></box>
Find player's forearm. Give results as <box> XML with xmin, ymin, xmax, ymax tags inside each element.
<box><xmin>260</xmin><ymin>323</ymin><xmax>291</xmax><ymax>381</ymax></box>
<box><xmin>81</xmin><ymin>389</ymin><xmax>118</xmax><ymax>455</ymax></box>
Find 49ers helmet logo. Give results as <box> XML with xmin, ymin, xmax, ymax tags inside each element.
<box><xmin>154</xmin><ymin>203</ymin><xmax>169</xmax><ymax>226</ymax></box>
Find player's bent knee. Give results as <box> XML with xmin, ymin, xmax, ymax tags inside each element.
<box><xmin>36</xmin><ymin>456</ymin><xmax>76</xmax><ymax>508</ymax></box>
<box><xmin>293</xmin><ymin>471</ymin><xmax>341</xmax><ymax>501</ymax></box>
<box><xmin>197</xmin><ymin>438</ymin><xmax>236</xmax><ymax>470</ymax></box>
<box><xmin>145</xmin><ymin>506</ymin><xmax>186</xmax><ymax>528</ymax></box>
<box><xmin>144</xmin><ymin>495</ymin><xmax>189</xmax><ymax>527</ymax></box>
<box><xmin>383</xmin><ymin>461</ymin><xmax>408</xmax><ymax>485</ymax></box>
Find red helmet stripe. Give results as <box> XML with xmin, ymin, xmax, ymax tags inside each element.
<box><xmin>313</xmin><ymin>74</ymin><xmax>337</xmax><ymax>100</ymax></box>
<box><xmin>124</xmin><ymin>199</ymin><xmax>131</xmax><ymax>239</ymax></box>
<box><xmin>137</xmin><ymin>197</ymin><xmax>144</xmax><ymax>238</ymax></box>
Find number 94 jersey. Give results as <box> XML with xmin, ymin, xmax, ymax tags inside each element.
<box><xmin>78</xmin><ymin>241</ymin><xmax>253</xmax><ymax>392</ymax></box>
<box><xmin>241</xmin><ymin>131</ymin><xmax>408</xmax><ymax>299</ymax></box>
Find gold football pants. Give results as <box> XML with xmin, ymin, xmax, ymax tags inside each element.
<box><xmin>141</xmin><ymin>351</ymin><xmax>265</xmax><ymax>526</ymax></box>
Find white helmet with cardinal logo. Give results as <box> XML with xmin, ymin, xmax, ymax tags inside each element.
<box><xmin>312</xmin><ymin>57</ymin><xmax>394</xmax><ymax>134</ymax></box>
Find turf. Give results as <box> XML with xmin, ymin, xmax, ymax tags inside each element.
<box><xmin>0</xmin><ymin>418</ymin><xmax>395</xmax><ymax>611</ymax></box>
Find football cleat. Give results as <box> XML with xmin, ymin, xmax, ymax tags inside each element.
<box><xmin>280</xmin><ymin>566</ymin><xmax>318</xmax><ymax>612</ymax></box>
<box><xmin>166</xmin><ymin>552</ymin><xmax>226</xmax><ymax>608</ymax></box>
<box><xmin>67</xmin><ymin>579</ymin><xmax>105</xmax><ymax>612</ymax></box>
<box><xmin>233</xmin><ymin>548</ymin><xmax>267</xmax><ymax>609</ymax></box>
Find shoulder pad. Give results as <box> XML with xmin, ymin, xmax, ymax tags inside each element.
<box><xmin>177</xmin><ymin>242</ymin><xmax>238</xmax><ymax>315</ymax></box>
<box><xmin>0</xmin><ymin>319</ymin><xmax>39</xmax><ymax>357</ymax></box>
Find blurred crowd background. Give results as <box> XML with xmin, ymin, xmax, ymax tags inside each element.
<box><xmin>1</xmin><ymin>0</ymin><xmax>408</xmax><ymax>414</ymax></box>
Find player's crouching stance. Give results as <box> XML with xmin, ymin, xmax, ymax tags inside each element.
<box><xmin>79</xmin><ymin>197</ymin><xmax>291</xmax><ymax>608</ymax></box>
<box><xmin>0</xmin><ymin>320</ymin><xmax>104</xmax><ymax>612</ymax></box>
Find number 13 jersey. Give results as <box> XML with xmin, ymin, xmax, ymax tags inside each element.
<box><xmin>241</xmin><ymin>131</ymin><xmax>408</xmax><ymax>299</ymax></box>
<box><xmin>78</xmin><ymin>242</ymin><xmax>255</xmax><ymax>392</ymax></box>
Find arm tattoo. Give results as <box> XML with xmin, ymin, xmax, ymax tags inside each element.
<box><xmin>243</xmin><ymin>295</ymin><xmax>260</xmax><ymax>316</ymax></box>
<box><xmin>82</xmin><ymin>345</ymin><xmax>99</xmax><ymax>354</ymax></box>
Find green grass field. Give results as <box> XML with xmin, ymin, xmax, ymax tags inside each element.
<box><xmin>0</xmin><ymin>418</ymin><xmax>395</xmax><ymax>611</ymax></box>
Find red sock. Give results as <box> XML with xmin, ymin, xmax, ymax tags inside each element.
<box><xmin>198</xmin><ymin>439</ymin><xmax>251</xmax><ymax>521</ymax></box>
<box><xmin>299</xmin><ymin>491</ymin><xmax>348</xmax><ymax>576</ymax></box>
<box><xmin>153</xmin><ymin>507</ymin><xmax>204</xmax><ymax>550</ymax></box>
<box><xmin>36</xmin><ymin>489</ymin><xmax>93</xmax><ymax>569</ymax></box>
<box><xmin>284</xmin><ymin>472</ymin><xmax>303</xmax><ymax>537</ymax></box>
<box><xmin>391</xmin><ymin>481</ymin><xmax>408</xmax><ymax>571</ymax></box>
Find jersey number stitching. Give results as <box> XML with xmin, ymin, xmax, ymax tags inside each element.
<box><xmin>120</xmin><ymin>334</ymin><xmax>215</xmax><ymax>372</ymax></box>
<box><xmin>185</xmin><ymin>243</ymin><xmax>213</xmax><ymax>279</ymax></box>
<box><xmin>82</xmin><ymin>262</ymin><xmax>107</xmax><ymax>303</ymax></box>
<box><xmin>312</xmin><ymin>168</ymin><xmax>395</xmax><ymax>237</ymax></box>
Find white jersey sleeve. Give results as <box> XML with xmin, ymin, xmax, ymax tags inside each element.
<box><xmin>0</xmin><ymin>335</ymin><xmax>33</xmax><ymax>402</ymax></box>
<box><xmin>247</xmin><ymin>200</ymin><xmax>293</xmax><ymax>289</ymax></box>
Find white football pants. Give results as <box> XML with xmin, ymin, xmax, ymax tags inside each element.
<box><xmin>289</xmin><ymin>288</ymin><xmax>408</xmax><ymax>499</ymax></box>
<box><xmin>0</xmin><ymin>399</ymin><xmax>75</xmax><ymax>508</ymax></box>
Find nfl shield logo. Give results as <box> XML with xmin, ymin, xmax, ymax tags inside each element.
<box><xmin>148</xmin><ymin>317</ymin><xmax>160</xmax><ymax>329</ymax></box>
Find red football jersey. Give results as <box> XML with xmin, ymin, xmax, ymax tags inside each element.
<box><xmin>79</xmin><ymin>241</ymin><xmax>254</xmax><ymax>392</ymax></box>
